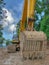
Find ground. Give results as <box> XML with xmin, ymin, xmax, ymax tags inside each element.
<box><xmin>0</xmin><ymin>48</ymin><xmax>49</xmax><ymax>65</ymax></box>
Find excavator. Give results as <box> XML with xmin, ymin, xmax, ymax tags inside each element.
<box><xmin>19</xmin><ymin>0</ymin><xmax>47</xmax><ymax>59</ymax></box>
<box><xmin>8</xmin><ymin>0</ymin><xmax>47</xmax><ymax>59</ymax></box>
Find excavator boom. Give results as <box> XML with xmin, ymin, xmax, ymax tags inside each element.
<box><xmin>28</xmin><ymin>0</ymin><xmax>36</xmax><ymax>18</ymax></box>
<box><xmin>20</xmin><ymin>0</ymin><xmax>36</xmax><ymax>31</ymax></box>
<box><xmin>20</xmin><ymin>0</ymin><xmax>28</xmax><ymax>31</ymax></box>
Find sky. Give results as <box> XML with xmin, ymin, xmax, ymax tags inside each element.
<box><xmin>2</xmin><ymin>0</ymin><xmax>24</xmax><ymax>40</ymax></box>
<box><xmin>1</xmin><ymin>0</ymin><xmax>44</xmax><ymax>40</ymax></box>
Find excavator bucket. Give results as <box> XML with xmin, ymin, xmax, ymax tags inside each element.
<box><xmin>19</xmin><ymin>31</ymin><xmax>47</xmax><ymax>59</ymax></box>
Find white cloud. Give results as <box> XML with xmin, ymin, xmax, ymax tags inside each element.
<box><xmin>8</xmin><ymin>24</ymin><xmax>16</xmax><ymax>32</ymax></box>
<box><xmin>2</xmin><ymin>8</ymin><xmax>16</xmax><ymax>33</ymax></box>
<box><xmin>2</xmin><ymin>21</ymin><xmax>8</xmax><ymax>27</ymax></box>
<box><xmin>2</xmin><ymin>8</ymin><xmax>14</xmax><ymax>26</ymax></box>
<box><xmin>2</xmin><ymin>1</ymin><xmax>23</xmax><ymax>33</ymax></box>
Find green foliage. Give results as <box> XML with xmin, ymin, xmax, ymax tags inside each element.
<box><xmin>16</xmin><ymin>20</ymin><xmax>20</xmax><ymax>37</ymax></box>
<box><xmin>0</xmin><ymin>0</ymin><xmax>3</xmax><ymax>20</ymax></box>
<box><xmin>24</xmin><ymin>18</ymin><xmax>27</xmax><ymax>29</ymax></box>
<box><xmin>34</xmin><ymin>0</ymin><xmax>45</xmax><ymax>30</ymax></box>
<box><xmin>0</xmin><ymin>24</ymin><xmax>4</xmax><ymax>44</ymax></box>
<box><xmin>35</xmin><ymin>0</ymin><xmax>49</xmax><ymax>40</ymax></box>
<box><xmin>35</xmin><ymin>0</ymin><xmax>44</xmax><ymax>17</ymax></box>
<box><xmin>40</xmin><ymin>15</ymin><xmax>49</xmax><ymax>40</ymax></box>
<box><xmin>0</xmin><ymin>0</ymin><xmax>6</xmax><ymax>44</ymax></box>
<box><xmin>34</xmin><ymin>22</ymin><xmax>40</xmax><ymax>31</ymax></box>
<box><xmin>0</xmin><ymin>0</ymin><xmax>6</xmax><ymax>21</ymax></box>
<box><xmin>6</xmin><ymin>40</ymin><xmax>11</xmax><ymax>45</ymax></box>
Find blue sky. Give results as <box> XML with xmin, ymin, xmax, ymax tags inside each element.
<box><xmin>1</xmin><ymin>0</ymin><xmax>44</xmax><ymax>40</ymax></box>
<box><xmin>2</xmin><ymin>0</ymin><xmax>24</xmax><ymax>40</ymax></box>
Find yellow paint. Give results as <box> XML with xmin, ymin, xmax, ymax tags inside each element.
<box><xmin>12</xmin><ymin>41</ymin><xmax>19</xmax><ymax>42</ymax></box>
<box><xmin>28</xmin><ymin>0</ymin><xmax>36</xmax><ymax>30</ymax></box>
<box><xmin>20</xmin><ymin>0</ymin><xmax>28</xmax><ymax>31</ymax></box>
<box><xmin>28</xmin><ymin>0</ymin><xmax>36</xmax><ymax>18</ymax></box>
<box><xmin>20</xmin><ymin>0</ymin><xmax>36</xmax><ymax>31</ymax></box>
<box><xmin>12</xmin><ymin>40</ymin><xmax>19</xmax><ymax>42</ymax></box>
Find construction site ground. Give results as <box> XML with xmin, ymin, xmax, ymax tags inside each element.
<box><xmin>0</xmin><ymin>48</ymin><xmax>49</xmax><ymax>65</ymax></box>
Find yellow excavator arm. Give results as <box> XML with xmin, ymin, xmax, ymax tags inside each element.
<box><xmin>28</xmin><ymin>0</ymin><xmax>36</xmax><ymax>18</ymax></box>
<box><xmin>20</xmin><ymin>0</ymin><xmax>28</xmax><ymax>31</ymax></box>
<box><xmin>20</xmin><ymin>0</ymin><xmax>36</xmax><ymax>31</ymax></box>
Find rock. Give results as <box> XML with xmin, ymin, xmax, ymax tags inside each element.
<box><xmin>7</xmin><ymin>44</ymin><xmax>16</xmax><ymax>53</ymax></box>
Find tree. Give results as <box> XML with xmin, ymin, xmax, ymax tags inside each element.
<box><xmin>0</xmin><ymin>0</ymin><xmax>5</xmax><ymax>44</ymax></box>
<box><xmin>0</xmin><ymin>0</ymin><xmax>6</xmax><ymax>44</ymax></box>
<box><xmin>34</xmin><ymin>0</ymin><xmax>49</xmax><ymax>40</ymax></box>
<box><xmin>16</xmin><ymin>20</ymin><xmax>20</xmax><ymax>37</ymax></box>
<box><xmin>6</xmin><ymin>39</ymin><xmax>12</xmax><ymax>45</ymax></box>
<box><xmin>40</xmin><ymin>15</ymin><xmax>49</xmax><ymax>40</ymax></box>
<box><xmin>0</xmin><ymin>0</ymin><xmax>5</xmax><ymax>21</ymax></box>
<box><xmin>34</xmin><ymin>0</ymin><xmax>49</xmax><ymax>30</ymax></box>
<box><xmin>35</xmin><ymin>0</ymin><xmax>49</xmax><ymax>29</ymax></box>
<box><xmin>34</xmin><ymin>22</ymin><xmax>40</xmax><ymax>31</ymax></box>
<box><xmin>0</xmin><ymin>24</ymin><xmax>4</xmax><ymax>44</ymax></box>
